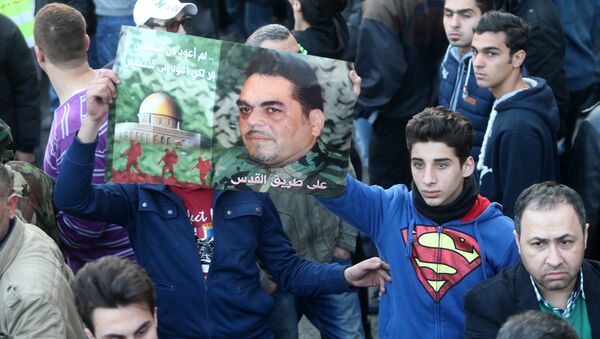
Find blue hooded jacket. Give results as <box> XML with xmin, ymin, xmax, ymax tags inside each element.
<box><xmin>477</xmin><ymin>77</ymin><xmax>559</xmax><ymax>218</ymax></box>
<box><xmin>320</xmin><ymin>176</ymin><xmax>520</xmax><ymax>339</ymax></box>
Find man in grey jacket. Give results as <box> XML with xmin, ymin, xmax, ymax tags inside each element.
<box><xmin>0</xmin><ymin>165</ymin><xmax>84</xmax><ymax>338</ymax></box>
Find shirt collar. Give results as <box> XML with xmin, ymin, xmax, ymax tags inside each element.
<box><xmin>529</xmin><ymin>268</ymin><xmax>585</xmax><ymax>318</ymax></box>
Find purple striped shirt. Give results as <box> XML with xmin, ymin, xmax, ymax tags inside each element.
<box><xmin>44</xmin><ymin>88</ymin><xmax>135</xmax><ymax>272</ymax></box>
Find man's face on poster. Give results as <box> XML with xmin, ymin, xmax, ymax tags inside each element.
<box><xmin>236</xmin><ymin>74</ymin><xmax>324</xmax><ymax>168</ymax></box>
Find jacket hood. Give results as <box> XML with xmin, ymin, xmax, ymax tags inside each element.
<box><xmin>495</xmin><ymin>77</ymin><xmax>560</xmax><ymax>136</ymax></box>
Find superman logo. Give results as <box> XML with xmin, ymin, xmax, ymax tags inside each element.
<box><xmin>402</xmin><ymin>225</ymin><xmax>481</xmax><ymax>301</ymax></box>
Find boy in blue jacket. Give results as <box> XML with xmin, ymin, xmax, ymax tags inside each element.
<box><xmin>471</xmin><ymin>11</ymin><xmax>559</xmax><ymax>218</ymax></box>
<box><xmin>319</xmin><ymin>106</ymin><xmax>520</xmax><ymax>338</ymax></box>
<box><xmin>53</xmin><ymin>70</ymin><xmax>391</xmax><ymax>338</ymax></box>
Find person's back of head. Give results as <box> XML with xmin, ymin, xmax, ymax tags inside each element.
<box><xmin>473</xmin><ymin>10</ymin><xmax>529</xmax><ymax>56</ymax></box>
<box><xmin>296</xmin><ymin>0</ymin><xmax>347</xmax><ymax>26</ymax></box>
<box><xmin>496</xmin><ymin>310</ymin><xmax>578</xmax><ymax>339</ymax></box>
<box><xmin>406</xmin><ymin>106</ymin><xmax>473</xmax><ymax>165</ymax></box>
<box><xmin>73</xmin><ymin>256</ymin><xmax>157</xmax><ymax>339</ymax></box>
<box><xmin>34</xmin><ymin>3</ymin><xmax>88</xmax><ymax>69</ymax></box>
<box><xmin>247</xmin><ymin>24</ymin><xmax>293</xmax><ymax>47</ymax></box>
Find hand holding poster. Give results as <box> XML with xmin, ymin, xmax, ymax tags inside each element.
<box><xmin>107</xmin><ymin>27</ymin><xmax>355</xmax><ymax>197</ymax></box>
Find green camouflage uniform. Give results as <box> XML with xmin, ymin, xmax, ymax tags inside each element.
<box><xmin>213</xmin><ymin>139</ymin><xmax>348</xmax><ymax>198</ymax></box>
<box><xmin>0</xmin><ymin>119</ymin><xmax>57</xmax><ymax>243</ymax></box>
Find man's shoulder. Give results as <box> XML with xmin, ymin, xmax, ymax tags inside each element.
<box><xmin>467</xmin><ymin>264</ymin><xmax>520</xmax><ymax>301</ymax></box>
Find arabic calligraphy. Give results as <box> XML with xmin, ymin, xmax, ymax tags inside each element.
<box><xmin>229</xmin><ymin>174</ymin><xmax>328</xmax><ymax>190</ymax></box>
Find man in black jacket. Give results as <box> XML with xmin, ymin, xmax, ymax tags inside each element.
<box><xmin>0</xmin><ymin>14</ymin><xmax>40</xmax><ymax>163</ymax></box>
<box><xmin>464</xmin><ymin>182</ymin><xmax>600</xmax><ymax>339</ymax></box>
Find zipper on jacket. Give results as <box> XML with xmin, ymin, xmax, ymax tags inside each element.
<box><xmin>203</xmin><ymin>273</ymin><xmax>213</xmax><ymax>339</ymax></box>
<box><xmin>435</xmin><ymin>225</ymin><xmax>443</xmax><ymax>339</ymax></box>
<box><xmin>449</xmin><ymin>61</ymin><xmax>465</xmax><ymax>110</ymax></box>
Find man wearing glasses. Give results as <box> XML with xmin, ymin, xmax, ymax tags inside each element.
<box><xmin>133</xmin><ymin>0</ymin><xmax>197</xmax><ymax>34</ymax></box>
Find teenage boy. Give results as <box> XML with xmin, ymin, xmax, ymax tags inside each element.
<box><xmin>439</xmin><ymin>0</ymin><xmax>494</xmax><ymax>160</ymax></box>
<box><xmin>74</xmin><ymin>256</ymin><xmax>158</xmax><ymax>339</ymax></box>
<box><xmin>471</xmin><ymin>11</ymin><xmax>559</xmax><ymax>218</ymax></box>
<box><xmin>319</xmin><ymin>106</ymin><xmax>520</xmax><ymax>338</ymax></box>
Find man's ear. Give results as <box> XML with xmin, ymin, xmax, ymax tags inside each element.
<box><xmin>584</xmin><ymin>223</ymin><xmax>590</xmax><ymax>249</ymax></box>
<box><xmin>291</xmin><ymin>0</ymin><xmax>302</xmax><ymax>12</ymax></box>
<box><xmin>34</xmin><ymin>45</ymin><xmax>44</xmax><ymax>64</ymax></box>
<box><xmin>85</xmin><ymin>34</ymin><xmax>91</xmax><ymax>51</ymax></box>
<box><xmin>513</xmin><ymin>230</ymin><xmax>522</xmax><ymax>255</ymax></box>
<box><xmin>462</xmin><ymin>156</ymin><xmax>475</xmax><ymax>177</ymax></box>
<box><xmin>512</xmin><ymin>50</ymin><xmax>526</xmax><ymax>69</ymax></box>
<box><xmin>308</xmin><ymin>109</ymin><xmax>325</xmax><ymax>137</ymax></box>
<box><xmin>6</xmin><ymin>193</ymin><xmax>19</xmax><ymax>220</ymax></box>
<box><xmin>84</xmin><ymin>328</ymin><xmax>95</xmax><ymax>339</ymax></box>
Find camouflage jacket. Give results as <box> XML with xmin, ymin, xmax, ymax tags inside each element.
<box><xmin>0</xmin><ymin>119</ymin><xmax>57</xmax><ymax>242</ymax></box>
<box><xmin>213</xmin><ymin>139</ymin><xmax>348</xmax><ymax>198</ymax></box>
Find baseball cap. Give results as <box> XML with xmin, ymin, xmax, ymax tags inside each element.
<box><xmin>134</xmin><ymin>0</ymin><xmax>198</xmax><ymax>26</ymax></box>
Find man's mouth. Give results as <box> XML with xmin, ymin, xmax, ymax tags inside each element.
<box><xmin>245</xmin><ymin>131</ymin><xmax>273</xmax><ymax>141</ymax></box>
<box><xmin>422</xmin><ymin>191</ymin><xmax>441</xmax><ymax>198</ymax></box>
<box><xmin>448</xmin><ymin>32</ymin><xmax>462</xmax><ymax>40</ymax></box>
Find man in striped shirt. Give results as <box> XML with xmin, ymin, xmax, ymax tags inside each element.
<box><xmin>35</xmin><ymin>3</ymin><xmax>135</xmax><ymax>271</ymax></box>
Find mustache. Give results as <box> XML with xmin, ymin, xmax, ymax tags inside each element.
<box><xmin>244</xmin><ymin>130</ymin><xmax>274</xmax><ymax>140</ymax></box>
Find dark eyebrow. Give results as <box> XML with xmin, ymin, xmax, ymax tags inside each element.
<box><xmin>444</xmin><ymin>8</ymin><xmax>476</xmax><ymax>15</ymax></box>
<box><xmin>432</xmin><ymin>158</ymin><xmax>452</xmax><ymax>162</ymax></box>
<box><xmin>135</xmin><ymin>320</ymin><xmax>152</xmax><ymax>334</ymax></box>
<box><xmin>236</xmin><ymin>100</ymin><xmax>284</xmax><ymax>108</ymax></box>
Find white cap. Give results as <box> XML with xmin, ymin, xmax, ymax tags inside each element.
<box><xmin>133</xmin><ymin>0</ymin><xmax>198</xmax><ymax>26</ymax></box>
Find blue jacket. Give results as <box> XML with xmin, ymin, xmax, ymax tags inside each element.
<box><xmin>320</xmin><ymin>176</ymin><xmax>520</xmax><ymax>339</ymax></box>
<box><xmin>54</xmin><ymin>138</ymin><xmax>351</xmax><ymax>339</ymax></box>
<box><xmin>477</xmin><ymin>77</ymin><xmax>559</xmax><ymax>218</ymax></box>
<box><xmin>439</xmin><ymin>46</ymin><xmax>494</xmax><ymax>160</ymax></box>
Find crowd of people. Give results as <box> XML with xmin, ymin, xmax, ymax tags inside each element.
<box><xmin>0</xmin><ymin>0</ymin><xmax>599</xmax><ymax>338</ymax></box>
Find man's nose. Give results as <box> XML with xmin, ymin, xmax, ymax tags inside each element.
<box><xmin>423</xmin><ymin>166</ymin><xmax>436</xmax><ymax>184</ymax></box>
<box><xmin>546</xmin><ymin>245</ymin><xmax>563</xmax><ymax>267</ymax></box>
<box><xmin>451</xmin><ymin>14</ymin><xmax>460</xmax><ymax>27</ymax></box>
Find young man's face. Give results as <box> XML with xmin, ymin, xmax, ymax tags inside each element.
<box><xmin>516</xmin><ymin>203</ymin><xmax>587</xmax><ymax>300</ymax></box>
<box><xmin>410</xmin><ymin>141</ymin><xmax>474</xmax><ymax>207</ymax></box>
<box><xmin>237</xmin><ymin>74</ymin><xmax>323</xmax><ymax>167</ymax></box>
<box><xmin>443</xmin><ymin>0</ymin><xmax>482</xmax><ymax>52</ymax></box>
<box><xmin>87</xmin><ymin>303</ymin><xmax>157</xmax><ymax>339</ymax></box>
<box><xmin>471</xmin><ymin>31</ymin><xmax>523</xmax><ymax>95</ymax></box>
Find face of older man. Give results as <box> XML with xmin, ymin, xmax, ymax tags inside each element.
<box><xmin>516</xmin><ymin>203</ymin><xmax>588</xmax><ymax>303</ymax></box>
<box><xmin>236</xmin><ymin>74</ymin><xmax>323</xmax><ymax>167</ymax></box>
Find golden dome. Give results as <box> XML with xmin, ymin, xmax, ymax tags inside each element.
<box><xmin>138</xmin><ymin>92</ymin><xmax>180</xmax><ymax>119</ymax></box>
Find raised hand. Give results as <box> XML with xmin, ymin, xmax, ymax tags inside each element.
<box><xmin>79</xmin><ymin>70</ymin><xmax>120</xmax><ymax>143</ymax></box>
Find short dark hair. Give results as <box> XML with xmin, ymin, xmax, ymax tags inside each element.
<box><xmin>406</xmin><ymin>106</ymin><xmax>473</xmax><ymax>164</ymax></box>
<box><xmin>73</xmin><ymin>256</ymin><xmax>156</xmax><ymax>334</ymax></box>
<box><xmin>34</xmin><ymin>3</ymin><xmax>87</xmax><ymax>68</ymax></box>
<box><xmin>473</xmin><ymin>10</ymin><xmax>529</xmax><ymax>55</ymax></box>
<box><xmin>246</xmin><ymin>51</ymin><xmax>323</xmax><ymax>118</ymax></box>
<box><xmin>514</xmin><ymin>181</ymin><xmax>586</xmax><ymax>235</ymax></box>
<box><xmin>497</xmin><ymin>311</ymin><xmax>578</xmax><ymax>339</ymax></box>
<box><xmin>0</xmin><ymin>165</ymin><xmax>13</xmax><ymax>198</ymax></box>
<box><xmin>474</xmin><ymin>0</ymin><xmax>494</xmax><ymax>14</ymax></box>
<box><xmin>246</xmin><ymin>24</ymin><xmax>292</xmax><ymax>47</ymax></box>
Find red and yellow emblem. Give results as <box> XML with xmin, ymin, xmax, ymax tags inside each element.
<box><xmin>402</xmin><ymin>225</ymin><xmax>481</xmax><ymax>301</ymax></box>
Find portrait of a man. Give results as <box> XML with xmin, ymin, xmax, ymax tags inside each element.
<box><xmin>212</xmin><ymin>51</ymin><xmax>347</xmax><ymax>197</ymax></box>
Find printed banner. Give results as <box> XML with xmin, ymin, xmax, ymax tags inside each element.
<box><xmin>106</xmin><ymin>27</ymin><xmax>354</xmax><ymax>198</ymax></box>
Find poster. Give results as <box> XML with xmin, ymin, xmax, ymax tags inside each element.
<box><xmin>106</xmin><ymin>27</ymin><xmax>354</xmax><ymax>198</ymax></box>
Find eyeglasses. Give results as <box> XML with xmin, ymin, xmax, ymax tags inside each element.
<box><xmin>145</xmin><ymin>16</ymin><xmax>192</xmax><ymax>33</ymax></box>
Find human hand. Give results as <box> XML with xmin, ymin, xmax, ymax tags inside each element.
<box><xmin>14</xmin><ymin>150</ymin><xmax>35</xmax><ymax>163</ymax></box>
<box><xmin>343</xmin><ymin>257</ymin><xmax>391</xmax><ymax>295</ymax></box>
<box><xmin>349</xmin><ymin>69</ymin><xmax>362</xmax><ymax>98</ymax></box>
<box><xmin>79</xmin><ymin>70</ymin><xmax>120</xmax><ymax>143</ymax></box>
<box><xmin>333</xmin><ymin>247</ymin><xmax>351</xmax><ymax>260</ymax></box>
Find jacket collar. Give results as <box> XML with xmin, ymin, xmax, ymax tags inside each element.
<box><xmin>0</xmin><ymin>218</ymin><xmax>24</xmax><ymax>277</ymax></box>
<box><xmin>515</xmin><ymin>260</ymin><xmax>600</xmax><ymax>336</ymax></box>
<box><xmin>139</xmin><ymin>183</ymin><xmax>226</xmax><ymax>206</ymax></box>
